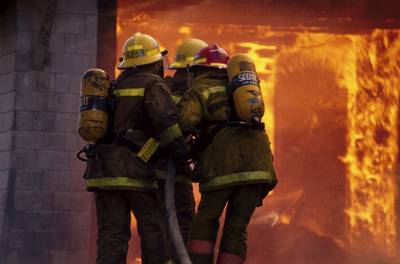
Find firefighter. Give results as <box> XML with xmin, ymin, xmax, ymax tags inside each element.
<box><xmin>83</xmin><ymin>32</ymin><xmax>187</xmax><ymax>264</ymax></box>
<box><xmin>155</xmin><ymin>38</ymin><xmax>208</xmax><ymax>260</ymax></box>
<box><xmin>178</xmin><ymin>44</ymin><xmax>278</xmax><ymax>264</ymax></box>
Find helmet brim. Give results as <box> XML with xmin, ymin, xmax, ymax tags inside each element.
<box><xmin>118</xmin><ymin>53</ymin><xmax>164</xmax><ymax>69</ymax></box>
<box><xmin>169</xmin><ymin>61</ymin><xmax>190</xmax><ymax>69</ymax></box>
<box><xmin>190</xmin><ymin>63</ymin><xmax>227</xmax><ymax>69</ymax></box>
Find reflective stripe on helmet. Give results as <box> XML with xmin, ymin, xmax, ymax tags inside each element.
<box><xmin>195</xmin><ymin>57</ymin><xmax>207</xmax><ymax>64</ymax></box>
<box><xmin>169</xmin><ymin>56</ymin><xmax>196</xmax><ymax>68</ymax></box>
<box><xmin>146</xmin><ymin>48</ymin><xmax>161</xmax><ymax>56</ymax></box>
<box><xmin>127</xmin><ymin>44</ymin><xmax>143</xmax><ymax>50</ymax></box>
<box><xmin>125</xmin><ymin>46</ymin><xmax>160</xmax><ymax>58</ymax></box>
<box><xmin>200</xmin><ymin>171</ymin><xmax>274</xmax><ymax>190</ymax></box>
<box><xmin>113</xmin><ymin>88</ymin><xmax>145</xmax><ymax>97</ymax></box>
<box><xmin>175</xmin><ymin>55</ymin><xmax>195</xmax><ymax>63</ymax></box>
<box><xmin>86</xmin><ymin>177</ymin><xmax>157</xmax><ymax>189</ymax></box>
<box><xmin>160</xmin><ymin>123</ymin><xmax>183</xmax><ymax>146</ymax></box>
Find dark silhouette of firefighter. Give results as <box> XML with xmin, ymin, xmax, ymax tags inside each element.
<box><xmin>79</xmin><ymin>32</ymin><xmax>187</xmax><ymax>264</ymax></box>
<box><xmin>155</xmin><ymin>38</ymin><xmax>209</xmax><ymax>262</ymax></box>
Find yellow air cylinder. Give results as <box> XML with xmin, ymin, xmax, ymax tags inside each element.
<box><xmin>78</xmin><ymin>68</ymin><xmax>111</xmax><ymax>143</ymax></box>
<box><xmin>227</xmin><ymin>54</ymin><xmax>264</xmax><ymax>123</ymax></box>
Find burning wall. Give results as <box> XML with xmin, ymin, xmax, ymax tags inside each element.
<box><xmin>270</xmin><ymin>30</ymin><xmax>400</xmax><ymax>263</ymax></box>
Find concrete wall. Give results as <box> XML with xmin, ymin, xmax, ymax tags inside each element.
<box><xmin>0</xmin><ymin>0</ymin><xmax>97</xmax><ymax>263</ymax></box>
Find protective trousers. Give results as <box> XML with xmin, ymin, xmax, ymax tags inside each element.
<box><xmin>188</xmin><ymin>184</ymin><xmax>264</xmax><ymax>264</ymax></box>
<box><xmin>95</xmin><ymin>190</ymin><xmax>167</xmax><ymax>264</ymax></box>
<box><xmin>157</xmin><ymin>181</ymin><xmax>196</xmax><ymax>261</ymax></box>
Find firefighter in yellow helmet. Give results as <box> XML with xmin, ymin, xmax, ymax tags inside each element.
<box><xmin>178</xmin><ymin>44</ymin><xmax>278</xmax><ymax>264</ymax></box>
<box><xmin>84</xmin><ymin>32</ymin><xmax>187</xmax><ymax>264</ymax></box>
<box><xmin>155</xmin><ymin>38</ymin><xmax>208</xmax><ymax>260</ymax></box>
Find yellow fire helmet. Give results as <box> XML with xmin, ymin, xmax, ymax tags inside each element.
<box><xmin>169</xmin><ymin>38</ymin><xmax>208</xmax><ymax>69</ymax></box>
<box><xmin>118</xmin><ymin>32</ymin><xmax>167</xmax><ymax>69</ymax></box>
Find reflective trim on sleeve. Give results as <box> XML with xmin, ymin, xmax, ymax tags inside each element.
<box><xmin>137</xmin><ymin>137</ymin><xmax>159</xmax><ymax>163</ymax></box>
<box><xmin>160</xmin><ymin>123</ymin><xmax>183</xmax><ymax>145</ymax></box>
<box><xmin>113</xmin><ymin>88</ymin><xmax>145</xmax><ymax>97</ymax></box>
<box><xmin>207</xmin><ymin>99</ymin><xmax>229</xmax><ymax>114</ymax></box>
<box><xmin>172</xmin><ymin>95</ymin><xmax>182</xmax><ymax>104</ymax></box>
<box><xmin>200</xmin><ymin>171</ymin><xmax>273</xmax><ymax>189</ymax></box>
<box><xmin>201</xmin><ymin>86</ymin><xmax>227</xmax><ymax>99</ymax></box>
<box><xmin>86</xmin><ymin>177</ymin><xmax>157</xmax><ymax>189</ymax></box>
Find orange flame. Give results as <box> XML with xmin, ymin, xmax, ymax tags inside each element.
<box><xmin>116</xmin><ymin>5</ymin><xmax>400</xmax><ymax>261</ymax></box>
<box><xmin>340</xmin><ymin>30</ymin><xmax>400</xmax><ymax>257</ymax></box>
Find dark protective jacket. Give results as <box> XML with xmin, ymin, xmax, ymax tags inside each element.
<box><xmin>84</xmin><ymin>68</ymin><xmax>183</xmax><ymax>190</ymax></box>
<box><xmin>178</xmin><ymin>70</ymin><xmax>278</xmax><ymax>192</ymax></box>
<box><xmin>165</xmin><ymin>74</ymin><xmax>187</xmax><ymax>103</ymax></box>
<box><xmin>155</xmin><ymin>74</ymin><xmax>192</xmax><ymax>185</ymax></box>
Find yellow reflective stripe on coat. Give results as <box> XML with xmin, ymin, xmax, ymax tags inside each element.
<box><xmin>113</xmin><ymin>88</ymin><xmax>145</xmax><ymax>97</ymax></box>
<box><xmin>137</xmin><ymin>137</ymin><xmax>159</xmax><ymax>163</ymax></box>
<box><xmin>201</xmin><ymin>85</ymin><xmax>226</xmax><ymax>99</ymax></box>
<box><xmin>86</xmin><ymin>177</ymin><xmax>157</xmax><ymax>189</ymax></box>
<box><xmin>200</xmin><ymin>171</ymin><xmax>273</xmax><ymax>189</ymax></box>
<box><xmin>160</xmin><ymin>123</ymin><xmax>183</xmax><ymax>145</ymax></box>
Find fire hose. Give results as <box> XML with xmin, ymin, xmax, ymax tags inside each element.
<box><xmin>165</xmin><ymin>160</ymin><xmax>192</xmax><ymax>264</ymax></box>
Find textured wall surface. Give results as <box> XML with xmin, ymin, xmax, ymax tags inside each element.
<box><xmin>0</xmin><ymin>3</ymin><xmax>17</xmax><ymax>261</ymax></box>
<box><xmin>0</xmin><ymin>0</ymin><xmax>97</xmax><ymax>263</ymax></box>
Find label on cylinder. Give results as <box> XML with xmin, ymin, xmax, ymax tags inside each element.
<box><xmin>80</xmin><ymin>95</ymin><xmax>108</xmax><ymax>112</ymax></box>
<box><xmin>231</xmin><ymin>72</ymin><xmax>259</xmax><ymax>90</ymax></box>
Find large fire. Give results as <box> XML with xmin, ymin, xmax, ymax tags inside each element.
<box><xmin>340</xmin><ymin>30</ymin><xmax>400</xmax><ymax>257</ymax></box>
<box><xmin>274</xmin><ymin>31</ymin><xmax>400</xmax><ymax>258</ymax></box>
<box><xmin>116</xmin><ymin>2</ymin><xmax>400</xmax><ymax>263</ymax></box>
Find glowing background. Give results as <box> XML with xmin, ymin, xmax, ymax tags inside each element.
<box><xmin>116</xmin><ymin>1</ymin><xmax>400</xmax><ymax>263</ymax></box>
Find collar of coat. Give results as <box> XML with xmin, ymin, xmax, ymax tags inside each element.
<box><xmin>116</xmin><ymin>67</ymin><xmax>163</xmax><ymax>85</ymax></box>
<box><xmin>164</xmin><ymin>75</ymin><xmax>188</xmax><ymax>96</ymax></box>
<box><xmin>191</xmin><ymin>70</ymin><xmax>228</xmax><ymax>87</ymax></box>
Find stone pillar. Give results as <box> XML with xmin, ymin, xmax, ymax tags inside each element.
<box><xmin>0</xmin><ymin>0</ymin><xmax>98</xmax><ymax>263</ymax></box>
